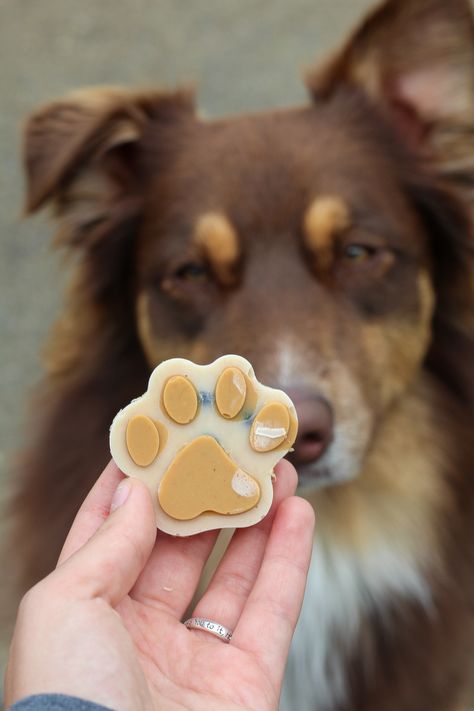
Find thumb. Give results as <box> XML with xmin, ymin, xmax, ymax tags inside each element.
<box><xmin>56</xmin><ymin>478</ymin><xmax>157</xmax><ymax>606</ymax></box>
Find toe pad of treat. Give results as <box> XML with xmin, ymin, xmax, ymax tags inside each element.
<box><xmin>109</xmin><ymin>355</ymin><xmax>297</xmax><ymax>536</ymax></box>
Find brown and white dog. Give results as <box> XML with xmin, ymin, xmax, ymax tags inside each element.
<box><xmin>10</xmin><ymin>0</ymin><xmax>474</xmax><ymax>709</ymax></box>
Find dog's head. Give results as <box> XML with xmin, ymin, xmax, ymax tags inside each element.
<box><xmin>23</xmin><ymin>0</ymin><xmax>474</xmax><ymax>490</ymax></box>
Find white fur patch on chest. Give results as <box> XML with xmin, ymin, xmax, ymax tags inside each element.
<box><xmin>280</xmin><ymin>536</ymin><xmax>433</xmax><ymax>711</ymax></box>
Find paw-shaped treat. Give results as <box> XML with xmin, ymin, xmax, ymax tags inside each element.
<box><xmin>109</xmin><ymin>355</ymin><xmax>298</xmax><ymax>536</ymax></box>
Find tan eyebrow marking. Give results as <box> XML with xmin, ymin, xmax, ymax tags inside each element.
<box><xmin>194</xmin><ymin>213</ymin><xmax>240</xmax><ymax>285</ymax></box>
<box><xmin>303</xmin><ymin>196</ymin><xmax>351</xmax><ymax>268</ymax></box>
<box><xmin>136</xmin><ymin>291</ymin><xmax>161</xmax><ymax>366</ymax></box>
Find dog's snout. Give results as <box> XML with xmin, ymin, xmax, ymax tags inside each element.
<box><xmin>285</xmin><ymin>389</ymin><xmax>333</xmax><ymax>467</ymax></box>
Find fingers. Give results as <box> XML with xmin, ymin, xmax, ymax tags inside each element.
<box><xmin>58</xmin><ymin>459</ymin><xmax>124</xmax><ymax>565</ymax></box>
<box><xmin>54</xmin><ymin>477</ymin><xmax>157</xmax><ymax>606</ymax></box>
<box><xmin>190</xmin><ymin>460</ymin><xmax>297</xmax><ymax>634</ymax></box>
<box><xmin>231</xmin><ymin>496</ymin><xmax>315</xmax><ymax>688</ymax></box>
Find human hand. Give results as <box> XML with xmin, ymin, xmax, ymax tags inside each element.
<box><xmin>5</xmin><ymin>459</ymin><xmax>314</xmax><ymax>711</ymax></box>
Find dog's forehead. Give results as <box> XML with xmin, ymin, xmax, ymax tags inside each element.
<box><xmin>144</xmin><ymin>93</ymin><xmax>420</xmax><ymax>245</ymax></box>
<box><xmin>190</xmin><ymin>98</ymin><xmax>399</xmax><ymax>185</ymax></box>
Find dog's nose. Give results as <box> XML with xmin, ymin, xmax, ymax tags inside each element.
<box><xmin>285</xmin><ymin>389</ymin><xmax>333</xmax><ymax>466</ymax></box>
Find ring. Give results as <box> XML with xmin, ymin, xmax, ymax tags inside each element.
<box><xmin>184</xmin><ymin>617</ymin><xmax>233</xmax><ymax>643</ymax></box>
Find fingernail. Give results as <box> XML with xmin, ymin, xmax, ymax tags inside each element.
<box><xmin>110</xmin><ymin>480</ymin><xmax>131</xmax><ymax>512</ymax></box>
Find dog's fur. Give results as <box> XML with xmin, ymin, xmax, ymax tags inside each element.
<box><xmin>9</xmin><ymin>0</ymin><xmax>474</xmax><ymax>709</ymax></box>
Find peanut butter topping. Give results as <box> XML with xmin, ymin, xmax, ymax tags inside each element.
<box><xmin>163</xmin><ymin>375</ymin><xmax>198</xmax><ymax>424</ymax></box>
<box><xmin>126</xmin><ymin>415</ymin><xmax>160</xmax><ymax>466</ymax></box>
<box><xmin>158</xmin><ymin>435</ymin><xmax>260</xmax><ymax>520</ymax></box>
<box><xmin>215</xmin><ymin>367</ymin><xmax>247</xmax><ymax>418</ymax></box>
<box><xmin>250</xmin><ymin>402</ymin><xmax>290</xmax><ymax>452</ymax></box>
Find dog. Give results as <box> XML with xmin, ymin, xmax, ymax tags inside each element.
<box><xmin>10</xmin><ymin>0</ymin><xmax>474</xmax><ymax>708</ymax></box>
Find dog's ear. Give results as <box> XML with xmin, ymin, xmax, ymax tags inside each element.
<box><xmin>23</xmin><ymin>86</ymin><xmax>194</xmax><ymax>245</ymax></box>
<box><xmin>308</xmin><ymin>0</ymin><xmax>474</xmax><ymax>403</ymax></box>
<box><xmin>307</xmin><ymin>0</ymin><xmax>474</xmax><ymax>186</ymax></box>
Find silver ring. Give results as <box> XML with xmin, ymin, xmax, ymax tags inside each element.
<box><xmin>184</xmin><ymin>617</ymin><xmax>233</xmax><ymax>643</ymax></box>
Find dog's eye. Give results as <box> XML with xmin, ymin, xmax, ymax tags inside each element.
<box><xmin>174</xmin><ymin>262</ymin><xmax>209</xmax><ymax>282</ymax></box>
<box><xmin>343</xmin><ymin>244</ymin><xmax>377</xmax><ymax>262</ymax></box>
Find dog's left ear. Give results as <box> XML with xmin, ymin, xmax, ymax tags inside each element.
<box><xmin>307</xmin><ymin>0</ymin><xmax>474</xmax><ymax>334</ymax></box>
<box><xmin>307</xmin><ymin>0</ymin><xmax>474</xmax><ymax>184</ymax></box>
<box><xmin>308</xmin><ymin>0</ymin><xmax>474</xmax><ymax>396</ymax></box>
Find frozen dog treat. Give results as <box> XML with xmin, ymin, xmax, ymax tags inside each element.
<box><xmin>109</xmin><ymin>355</ymin><xmax>298</xmax><ymax>535</ymax></box>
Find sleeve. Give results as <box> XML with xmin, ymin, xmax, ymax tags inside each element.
<box><xmin>7</xmin><ymin>694</ymin><xmax>113</xmax><ymax>711</ymax></box>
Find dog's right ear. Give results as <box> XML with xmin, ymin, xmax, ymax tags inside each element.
<box><xmin>23</xmin><ymin>86</ymin><xmax>194</xmax><ymax>245</ymax></box>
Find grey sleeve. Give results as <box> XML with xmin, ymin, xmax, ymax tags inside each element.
<box><xmin>7</xmin><ymin>694</ymin><xmax>113</xmax><ymax>711</ymax></box>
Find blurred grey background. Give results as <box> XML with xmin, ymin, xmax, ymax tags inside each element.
<box><xmin>0</xmin><ymin>0</ymin><xmax>373</xmax><ymax>666</ymax></box>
